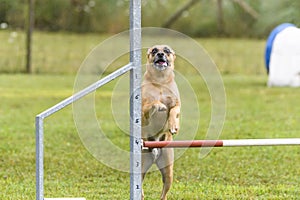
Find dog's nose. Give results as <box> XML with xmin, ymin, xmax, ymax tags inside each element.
<box><xmin>157</xmin><ymin>52</ymin><xmax>164</xmax><ymax>57</ymax></box>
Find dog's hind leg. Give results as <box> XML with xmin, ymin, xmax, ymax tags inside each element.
<box><xmin>142</xmin><ymin>149</ymin><xmax>155</xmax><ymax>200</ymax></box>
<box><xmin>156</xmin><ymin>147</ymin><xmax>174</xmax><ymax>200</ymax></box>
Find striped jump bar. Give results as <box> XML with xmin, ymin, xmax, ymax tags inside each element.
<box><xmin>143</xmin><ymin>138</ymin><xmax>300</xmax><ymax>148</ymax></box>
<box><xmin>45</xmin><ymin>198</ymin><xmax>86</xmax><ymax>200</ymax></box>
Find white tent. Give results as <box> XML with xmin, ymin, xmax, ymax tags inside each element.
<box><xmin>265</xmin><ymin>23</ymin><xmax>300</xmax><ymax>87</ymax></box>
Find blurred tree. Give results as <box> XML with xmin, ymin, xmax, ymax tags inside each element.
<box><xmin>161</xmin><ymin>0</ymin><xmax>259</xmax><ymax>37</ymax></box>
<box><xmin>0</xmin><ymin>0</ymin><xmax>13</xmax><ymax>23</ymax></box>
<box><xmin>217</xmin><ymin>0</ymin><xmax>224</xmax><ymax>35</ymax></box>
<box><xmin>26</xmin><ymin>0</ymin><xmax>34</xmax><ymax>73</ymax></box>
<box><xmin>225</xmin><ymin>0</ymin><xmax>261</xmax><ymax>37</ymax></box>
<box><xmin>0</xmin><ymin>0</ymin><xmax>24</xmax><ymax>28</ymax></box>
<box><xmin>162</xmin><ymin>0</ymin><xmax>200</xmax><ymax>28</ymax></box>
<box><xmin>69</xmin><ymin>0</ymin><xmax>91</xmax><ymax>32</ymax></box>
<box><xmin>35</xmin><ymin>0</ymin><xmax>69</xmax><ymax>31</ymax></box>
<box><xmin>0</xmin><ymin>0</ymin><xmax>300</xmax><ymax>37</ymax></box>
<box><xmin>232</xmin><ymin>0</ymin><xmax>259</xmax><ymax>20</ymax></box>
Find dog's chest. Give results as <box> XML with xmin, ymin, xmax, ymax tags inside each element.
<box><xmin>159</xmin><ymin>89</ymin><xmax>172</xmax><ymax>103</ymax></box>
<box><xmin>154</xmin><ymin>85</ymin><xmax>177</xmax><ymax>108</ymax></box>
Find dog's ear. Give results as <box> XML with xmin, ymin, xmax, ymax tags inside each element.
<box><xmin>169</xmin><ymin>47</ymin><xmax>175</xmax><ymax>57</ymax></box>
<box><xmin>168</xmin><ymin>47</ymin><xmax>176</xmax><ymax>60</ymax></box>
<box><xmin>147</xmin><ymin>47</ymin><xmax>152</xmax><ymax>59</ymax></box>
<box><xmin>168</xmin><ymin>46</ymin><xmax>175</xmax><ymax>54</ymax></box>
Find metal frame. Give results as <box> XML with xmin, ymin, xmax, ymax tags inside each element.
<box><xmin>36</xmin><ymin>0</ymin><xmax>142</xmax><ymax>199</ymax></box>
<box><xmin>129</xmin><ymin>0</ymin><xmax>142</xmax><ymax>199</ymax></box>
<box><xmin>36</xmin><ymin>1</ymin><xmax>300</xmax><ymax>199</ymax></box>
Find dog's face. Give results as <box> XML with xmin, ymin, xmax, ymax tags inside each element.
<box><xmin>147</xmin><ymin>45</ymin><xmax>176</xmax><ymax>71</ymax></box>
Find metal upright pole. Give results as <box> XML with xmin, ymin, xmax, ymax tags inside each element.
<box><xmin>36</xmin><ymin>116</ymin><xmax>44</xmax><ymax>200</ymax></box>
<box><xmin>129</xmin><ymin>0</ymin><xmax>142</xmax><ymax>199</ymax></box>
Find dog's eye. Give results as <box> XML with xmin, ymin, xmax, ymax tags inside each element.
<box><xmin>151</xmin><ymin>48</ymin><xmax>158</xmax><ymax>55</ymax></box>
<box><xmin>163</xmin><ymin>48</ymin><xmax>171</xmax><ymax>54</ymax></box>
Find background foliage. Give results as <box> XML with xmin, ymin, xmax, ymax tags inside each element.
<box><xmin>1</xmin><ymin>0</ymin><xmax>300</xmax><ymax>37</ymax></box>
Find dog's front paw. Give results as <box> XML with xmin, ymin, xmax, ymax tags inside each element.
<box><xmin>169</xmin><ymin>125</ymin><xmax>179</xmax><ymax>135</ymax></box>
<box><xmin>152</xmin><ymin>102</ymin><xmax>167</xmax><ymax>112</ymax></box>
<box><xmin>169</xmin><ymin>118</ymin><xmax>179</xmax><ymax>135</ymax></box>
<box><xmin>168</xmin><ymin>107</ymin><xmax>180</xmax><ymax>135</ymax></box>
<box><xmin>149</xmin><ymin>102</ymin><xmax>167</xmax><ymax>118</ymax></box>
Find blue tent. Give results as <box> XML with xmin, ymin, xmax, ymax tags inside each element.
<box><xmin>265</xmin><ymin>23</ymin><xmax>296</xmax><ymax>73</ymax></box>
<box><xmin>265</xmin><ymin>23</ymin><xmax>300</xmax><ymax>87</ymax></box>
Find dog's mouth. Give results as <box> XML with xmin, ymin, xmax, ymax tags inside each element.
<box><xmin>153</xmin><ymin>57</ymin><xmax>169</xmax><ymax>70</ymax></box>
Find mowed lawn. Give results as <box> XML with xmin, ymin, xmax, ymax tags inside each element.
<box><xmin>0</xmin><ymin>32</ymin><xmax>299</xmax><ymax>199</ymax></box>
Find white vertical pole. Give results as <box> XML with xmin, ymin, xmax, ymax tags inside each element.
<box><xmin>36</xmin><ymin>116</ymin><xmax>44</xmax><ymax>200</ymax></box>
<box><xmin>129</xmin><ymin>0</ymin><xmax>142</xmax><ymax>199</ymax></box>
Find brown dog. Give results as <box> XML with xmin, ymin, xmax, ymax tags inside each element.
<box><xmin>141</xmin><ymin>45</ymin><xmax>180</xmax><ymax>200</ymax></box>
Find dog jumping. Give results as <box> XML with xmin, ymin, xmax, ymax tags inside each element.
<box><xmin>141</xmin><ymin>45</ymin><xmax>181</xmax><ymax>200</ymax></box>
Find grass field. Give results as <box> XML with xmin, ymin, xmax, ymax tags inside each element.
<box><xmin>0</xmin><ymin>31</ymin><xmax>299</xmax><ymax>199</ymax></box>
<box><xmin>0</xmin><ymin>30</ymin><xmax>265</xmax><ymax>75</ymax></box>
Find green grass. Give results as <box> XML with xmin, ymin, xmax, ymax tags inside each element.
<box><xmin>0</xmin><ymin>30</ymin><xmax>265</xmax><ymax>74</ymax></box>
<box><xmin>0</xmin><ymin>31</ymin><xmax>108</xmax><ymax>74</ymax></box>
<box><xmin>0</xmin><ymin>32</ymin><xmax>299</xmax><ymax>199</ymax></box>
<box><xmin>1</xmin><ymin>74</ymin><xmax>299</xmax><ymax>199</ymax></box>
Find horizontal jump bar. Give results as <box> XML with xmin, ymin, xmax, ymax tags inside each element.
<box><xmin>44</xmin><ymin>198</ymin><xmax>86</xmax><ymax>200</ymax></box>
<box><xmin>143</xmin><ymin>138</ymin><xmax>300</xmax><ymax>148</ymax></box>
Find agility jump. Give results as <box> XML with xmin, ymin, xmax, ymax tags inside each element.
<box><xmin>35</xmin><ymin>0</ymin><xmax>300</xmax><ymax>200</ymax></box>
<box><xmin>143</xmin><ymin>138</ymin><xmax>300</xmax><ymax>148</ymax></box>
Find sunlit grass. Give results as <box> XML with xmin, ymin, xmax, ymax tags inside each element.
<box><xmin>0</xmin><ymin>32</ymin><xmax>299</xmax><ymax>199</ymax></box>
<box><xmin>0</xmin><ymin>73</ymin><xmax>299</xmax><ymax>199</ymax></box>
<box><xmin>0</xmin><ymin>30</ymin><xmax>266</xmax><ymax>75</ymax></box>
<box><xmin>0</xmin><ymin>31</ymin><xmax>108</xmax><ymax>74</ymax></box>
